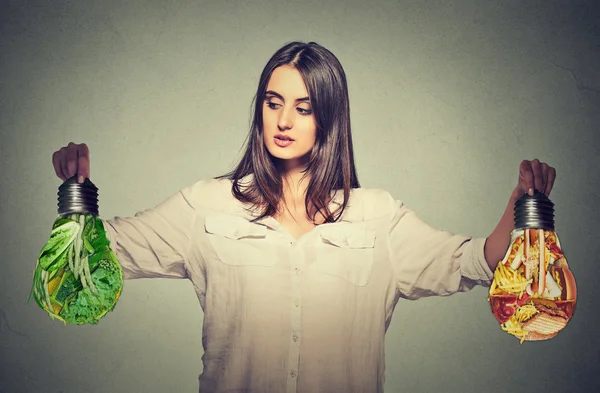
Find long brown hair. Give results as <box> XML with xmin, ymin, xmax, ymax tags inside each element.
<box><xmin>215</xmin><ymin>41</ymin><xmax>360</xmax><ymax>223</ymax></box>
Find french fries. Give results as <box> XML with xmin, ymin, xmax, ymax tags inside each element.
<box><xmin>489</xmin><ymin>228</ymin><xmax>575</xmax><ymax>343</ymax></box>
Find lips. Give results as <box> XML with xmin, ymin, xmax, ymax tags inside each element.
<box><xmin>273</xmin><ymin>135</ymin><xmax>294</xmax><ymax>148</ymax></box>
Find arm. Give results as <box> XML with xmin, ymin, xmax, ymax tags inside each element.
<box><xmin>101</xmin><ymin>183</ymin><xmax>198</xmax><ymax>280</ymax></box>
<box><xmin>483</xmin><ymin>188</ymin><xmax>520</xmax><ymax>271</ymax></box>
<box><xmin>385</xmin><ymin>192</ymin><xmax>494</xmax><ymax>300</ymax></box>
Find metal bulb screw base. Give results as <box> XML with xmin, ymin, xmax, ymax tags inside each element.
<box><xmin>514</xmin><ymin>190</ymin><xmax>554</xmax><ymax>231</ymax></box>
<box><xmin>57</xmin><ymin>176</ymin><xmax>99</xmax><ymax>217</ymax></box>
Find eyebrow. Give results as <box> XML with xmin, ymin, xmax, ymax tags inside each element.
<box><xmin>265</xmin><ymin>90</ymin><xmax>310</xmax><ymax>102</ymax></box>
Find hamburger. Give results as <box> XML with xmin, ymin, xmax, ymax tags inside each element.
<box><xmin>488</xmin><ymin>228</ymin><xmax>576</xmax><ymax>343</ymax></box>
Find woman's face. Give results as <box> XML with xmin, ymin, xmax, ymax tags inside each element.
<box><xmin>262</xmin><ymin>65</ymin><xmax>317</xmax><ymax>170</ymax></box>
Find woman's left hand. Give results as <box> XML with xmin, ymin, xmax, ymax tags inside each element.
<box><xmin>515</xmin><ymin>158</ymin><xmax>556</xmax><ymax>198</ymax></box>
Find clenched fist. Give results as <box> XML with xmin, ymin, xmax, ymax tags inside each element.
<box><xmin>515</xmin><ymin>159</ymin><xmax>556</xmax><ymax>198</ymax></box>
<box><xmin>52</xmin><ymin>142</ymin><xmax>90</xmax><ymax>183</ymax></box>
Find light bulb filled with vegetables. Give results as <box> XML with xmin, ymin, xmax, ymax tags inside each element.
<box><xmin>29</xmin><ymin>176</ymin><xmax>123</xmax><ymax>325</ymax></box>
<box><xmin>488</xmin><ymin>190</ymin><xmax>576</xmax><ymax>343</ymax></box>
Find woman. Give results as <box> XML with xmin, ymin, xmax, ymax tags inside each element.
<box><xmin>52</xmin><ymin>42</ymin><xmax>556</xmax><ymax>393</ymax></box>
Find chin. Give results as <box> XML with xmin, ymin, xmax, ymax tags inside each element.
<box><xmin>266</xmin><ymin>145</ymin><xmax>309</xmax><ymax>166</ymax></box>
<box><xmin>269</xmin><ymin>150</ymin><xmax>300</xmax><ymax>161</ymax></box>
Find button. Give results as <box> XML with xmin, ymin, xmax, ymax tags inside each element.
<box><xmin>294</xmin><ymin>268</ymin><xmax>301</xmax><ymax>275</ymax></box>
<box><xmin>294</xmin><ymin>299</ymin><xmax>300</xmax><ymax>307</ymax></box>
<box><xmin>292</xmin><ymin>334</ymin><xmax>299</xmax><ymax>342</ymax></box>
<box><xmin>289</xmin><ymin>370</ymin><xmax>297</xmax><ymax>378</ymax></box>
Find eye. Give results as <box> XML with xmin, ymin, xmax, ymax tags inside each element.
<box><xmin>297</xmin><ymin>107</ymin><xmax>312</xmax><ymax>116</ymax></box>
<box><xmin>265</xmin><ymin>100</ymin><xmax>281</xmax><ymax>110</ymax></box>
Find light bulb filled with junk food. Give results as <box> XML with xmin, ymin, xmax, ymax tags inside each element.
<box><xmin>29</xmin><ymin>176</ymin><xmax>124</xmax><ymax>325</ymax></box>
<box><xmin>488</xmin><ymin>190</ymin><xmax>577</xmax><ymax>343</ymax></box>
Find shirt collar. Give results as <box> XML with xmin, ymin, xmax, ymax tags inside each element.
<box><xmin>225</xmin><ymin>174</ymin><xmax>362</xmax><ymax>227</ymax></box>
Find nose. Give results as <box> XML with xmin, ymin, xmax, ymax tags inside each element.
<box><xmin>277</xmin><ymin>107</ymin><xmax>293</xmax><ymax>131</ymax></box>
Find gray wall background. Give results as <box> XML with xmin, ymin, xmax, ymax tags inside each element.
<box><xmin>1</xmin><ymin>1</ymin><xmax>599</xmax><ymax>392</ymax></box>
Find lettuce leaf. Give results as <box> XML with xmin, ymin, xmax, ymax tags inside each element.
<box><xmin>59</xmin><ymin>248</ymin><xmax>123</xmax><ymax>325</ymax></box>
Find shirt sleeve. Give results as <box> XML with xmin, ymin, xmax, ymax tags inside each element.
<box><xmin>100</xmin><ymin>184</ymin><xmax>197</xmax><ymax>280</ymax></box>
<box><xmin>384</xmin><ymin>193</ymin><xmax>494</xmax><ymax>299</ymax></box>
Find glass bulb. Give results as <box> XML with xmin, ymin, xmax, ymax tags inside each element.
<box><xmin>29</xmin><ymin>176</ymin><xmax>123</xmax><ymax>325</ymax></box>
<box><xmin>488</xmin><ymin>190</ymin><xmax>576</xmax><ymax>343</ymax></box>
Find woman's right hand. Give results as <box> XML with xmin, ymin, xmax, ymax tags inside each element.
<box><xmin>52</xmin><ymin>142</ymin><xmax>91</xmax><ymax>183</ymax></box>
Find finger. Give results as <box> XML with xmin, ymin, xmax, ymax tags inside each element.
<box><xmin>540</xmin><ymin>163</ymin><xmax>550</xmax><ymax>196</ymax></box>
<box><xmin>545</xmin><ymin>167</ymin><xmax>556</xmax><ymax>196</ymax></box>
<box><xmin>52</xmin><ymin>150</ymin><xmax>66</xmax><ymax>181</ymax></box>
<box><xmin>77</xmin><ymin>143</ymin><xmax>90</xmax><ymax>183</ymax></box>
<box><xmin>530</xmin><ymin>158</ymin><xmax>544</xmax><ymax>193</ymax></box>
<box><xmin>519</xmin><ymin>160</ymin><xmax>535</xmax><ymax>196</ymax></box>
<box><xmin>59</xmin><ymin>147</ymin><xmax>70</xmax><ymax>181</ymax></box>
<box><xmin>65</xmin><ymin>143</ymin><xmax>79</xmax><ymax>180</ymax></box>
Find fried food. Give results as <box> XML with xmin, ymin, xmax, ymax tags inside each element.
<box><xmin>488</xmin><ymin>229</ymin><xmax>576</xmax><ymax>343</ymax></box>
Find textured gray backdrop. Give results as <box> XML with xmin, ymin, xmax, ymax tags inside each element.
<box><xmin>1</xmin><ymin>1</ymin><xmax>599</xmax><ymax>392</ymax></box>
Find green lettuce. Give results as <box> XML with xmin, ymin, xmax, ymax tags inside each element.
<box><xmin>30</xmin><ymin>214</ymin><xmax>123</xmax><ymax>325</ymax></box>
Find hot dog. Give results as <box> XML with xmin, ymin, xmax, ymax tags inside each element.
<box><xmin>488</xmin><ymin>230</ymin><xmax>576</xmax><ymax>343</ymax></box>
<box><xmin>538</xmin><ymin>229</ymin><xmax>546</xmax><ymax>295</ymax></box>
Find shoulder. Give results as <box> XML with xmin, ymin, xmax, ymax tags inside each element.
<box><xmin>182</xmin><ymin>177</ymin><xmax>237</xmax><ymax>211</ymax></box>
<box><xmin>348</xmin><ymin>187</ymin><xmax>401</xmax><ymax>220</ymax></box>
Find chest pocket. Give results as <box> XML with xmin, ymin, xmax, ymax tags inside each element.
<box><xmin>204</xmin><ymin>214</ymin><xmax>276</xmax><ymax>267</ymax></box>
<box><xmin>313</xmin><ymin>226</ymin><xmax>376</xmax><ymax>286</ymax></box>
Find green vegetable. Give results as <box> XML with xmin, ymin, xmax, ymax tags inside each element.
<box><xmin>73</xmin><ymin>215</ymin><xmax>84</xmax><ymax>279</ymax></box>
<box><xmin>29</xmin><ymin>264</ymin><xmax>44</xmax><ymax>309</ymax></box>
<box><xmin>82</xmin><ymin>218</ymin><xmax>96</xmax><ymax>254</ymax></box>
<box><xmin>46</xmin><ymin>245</ymin><xmax>70</xmax><ymax>276</ymax></box>
<box><xmin>38</xmin><ymin>221</ymin><xmax>79</xmax><ymax>270</ymax></box>
<box><xmin>42</xmin><ymin>270</ymin><xmax>52</xmax><ymax>312</ymax></box>
<box><xmin>58</xmin><ymin>248</ymin><xmax>123</xmax><ymax>324</ymax></box>
<box><xmin>67</xmin><ymin>241</ymin><xmax>74</xmax><ymax>273</ymax></box>
<box><xmin>90</xmin><ymin>217</ymin><xmax>110</xmax><ymax>250</ymax></box>
<box><xmin>52</xmin><ymin>217</ymin><xmax>72</xmax><ymax>230</ymax></box>
<box><xmin>52</xmin><ymin>268</ymin><xmax>78</xmax><ymax>306</ymax></box>
<box><xmin>30</xmin><ymin>213</ymin><xmax>123</xmax><ymax>325</ymax></box>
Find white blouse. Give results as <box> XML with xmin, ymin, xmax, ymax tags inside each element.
<box><xmin>101</xmin><ymin>175</ymin><xmax>494</xmax><ymax>393</ymax></box>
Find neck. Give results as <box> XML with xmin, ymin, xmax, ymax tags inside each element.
<box><xmin>274</xmin><ymin>156</ymin><xmax>310</xmax><ymax>201</ymax></box>
<box><xmin>281</xmin><ymin>169</ymin><xmax>309</xmax><ymax>203</ymax></box>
